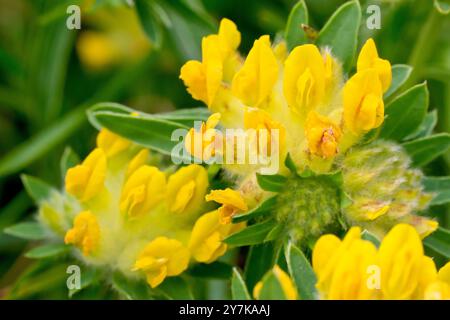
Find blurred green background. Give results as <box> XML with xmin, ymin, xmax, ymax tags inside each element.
<box><xmin>0</xmin><ymin>0</ymin><xmax>449</xmax><ymax>299</ymax></box>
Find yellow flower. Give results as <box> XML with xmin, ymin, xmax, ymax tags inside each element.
<box><xmin>253</xmin><ymin>265</ymin><xmax>298</xmax><ymax>300</ymax></box>
<box><xmin>343</xmin><ymin>68</ymin><xmax>384</xmax><ymax>134</ymax></box>
<box><xmin>243</xmin><ymin>108</ymin><xmax>286</xmax><ymax>156</ymax></box>
<box><xmin>65</xmin><ymin>148</ymin><xmax>107</xmax><ymax>202</ymax></box>
<box><xmin>189</xmin><ymin>210</ymin><xmax>244</xmax><ymax>263</ymax></box>
<box><xmin>377</xmin><ymin>224</ymin><xmax>424</xmax><ymax>299</ymax></box>
<box><xmin>125</xmin><ymin>149</ymin><xmax>150</xmax><ymax>178</ymax></box>
<box><xmin>424</xmin><ymin>262</ymin><xmax>450</xmax><ymax>300</ymax></box>
<box><xmin>231</xmin><ymin>35</ymin><xmax>278</xmax><ymax>107</ymax></box>
<box><xmin>179</xmin><ymin>19</ymin><xmax>241</xmax><ymax>107</ymax></box>
<box><xmin>166</xmin><ymin>164</ymin><xmax>209</xmax><ymax>216</ymax></box>
<box><xmin>305</xmin><ymin>111</ymin><xmax>342</xmax><ymax>158</ymax></box>
<box><xmin>205</xmin><ymin>188</ymin><xmax>248</xmax><ymax>224</ymax></box>
<box><xmin>120</xmin><ymin>165</ymin><xmax>166</xmax><ymax>217</ymax></box>
<box><xmin>65</xmin><ymin>210</ymin><xmax>100</xmax><ymax>256</ymax></box>
<box><xmin>357</xmin><ymin>38</ymin><xmax>392</xmax><ymax>93</ymax></box>
<box><xmin>96</xmin><ymin>128</ymin><xmax>131</xmax><ymax>157</ymax></box>
<box><xmin>184</xmin><ymin>113</ymin><xmax>222</xmax><ymax>161</ymax></box>
<box><xmin>133</xmin><ymin>237</ymin><xmax>190</xmax><ymax>288</ymax></box>
<box><xmin>283</xmin><ymin>44</ymin><xmax>326</xmax><ymax>114</ymax></box>
<box><xmin>312</xmin><ymin>227</ymin><xmax>377</xmax><ymax>299</ymax></box>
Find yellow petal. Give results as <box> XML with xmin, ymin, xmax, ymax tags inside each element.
<box><xmin>378</xmin><ymin>224</ymin><xmax>424</xmax><ymax>299</ymax></box>
<box><xmin>343</xmin><ymin>68</ymin><xmax>384</xmax><ymax>135</ymax></box>
<box><xmin>96</xmin><ymin>128</ymin><xmax>131</xmax><ymax>157</ymax></box>
<box><xmin>64</xmin><ymin>210</ymin><xmax>100</xmax><ymax>256</ymax></box>
<box><xmin>218</xmin><ymin>18</ymin><xmax>241</xmax><ymax>58</ymax></box>
<box><xmin>438</xmin><ymin>261</ymin><xmax>450</xmax><ymax>284</ymax></box>
<box><xmin>134</xmin><ymin>237</ymin><xmax>190</xmax><ymax>288</ymax></box>
<box><xmin>273</xmin><ymin>265</ymin><xmax>298</xmax><ymax>300</ymax></box>
<box><xmin>126</xmin><ymin>149</ymin><xmax>150</xmax><ymax>178</ymax></box>
<box><xmin>166</xmin><ymin>164</ymin><xmax>208</xmax><ymax>216</ymax></box>
<box><xmin>305</xmin><ymin>111</ymin><xmax>341</xmax><ymax>158</ymax></box>
<box><xmin>283</xmin><ymin>44</ymin><xmax>325</xmax><ymax>113</ymax></box>
<box><xmin>180</xmin><ymin>60</ymin><xmax>208</xmax><ymax>104</ymax></box>
<box><xmin>357</xmin><ymin>38</ymin><xmax>392</xmax><ymax>92</ymax></box>
<box><xmin>232</xmin><ymin>35</ymin><xmax>278</xmax><ymax>106</ymax></box>
<box><xmin>65</xmin><ymin>148</ymin><xmax>107</xmax><ymax>202</ymax></box>
<box><xmin>120</xmin><ymin>165</ymin><xmax>166</xmax><ymax>217</ymax></box>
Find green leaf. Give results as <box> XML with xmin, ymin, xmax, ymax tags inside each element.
<box><xmin>4</xmin><ymin>222</ymin><xmax>46</xmax><ymax>240</ymax></box>
<box><xmin>0</xmin><ymin>106</ymin><xmax>85</xmax><ymax>177</ymax></box>
<box><xmin>224</xmin><ymin>219</ymin><xmax>277</xmax><ymax>246</ymax></box>
<box><xmin>25</xmin><ymin>243</ymin><xmax>70</xmax><ymax>259</ymax></box>
<box><xmin>89</xmin><ymin>110</ymin><xmax>191</xmax><ymax>162</ymax></box>
<box><xmin>361</xmin><ymin>230</ymin><xmax>381</xmax><ymax>247</ymax></box>
<box><xmin>244</xmin><ymin>242</ymin><xmax>277</xmax><ymax>291</ymax></box>
<box><xmin>384</xmin><ymin>64</ymin><xmax>413</xmax><ymax>99</ymax></box>
<box><xmin>256</xmin><ymin>174</ymin><xmax>287</xmax><ymax>192</ymax></box>
<box><xmin>111</xmin><ymin>271</ymin><xmax>153</xmax><ymax>300</ymax></box>
<box><xmin>284</xmin><ymin>153</ymin><xmax>298</xmax><ymax>175</ymax></box>
<box><xmin>257</xmin><ymin>270</ymin><xmax>287</xmax><ymax>300</ymax></box>
<box><xmin>264</xmin><ymin>223</ymin><xmax>285</xmax><ymax>242</ymax></box>
<box><xmin>135</xmin><ymin>0</ymin><xmax>163</xmax><ymax>48</ymax></box>
<box><xmin>285</xmin><ymin>0</ymin><xmax>309</xmax><ymax>51</ymax></box>
<box><xmin>156</xmin><ymin>277</ymin><xmax>194</xmax><ymax>300</ymax></box>
<box><xmin>68</xmin><ymin>268</ymin><xmax>100</xmax><ymax>298</ymax></box>
<box><xmin>21</xmin><ymin>174</ymin><xmax>55</xmax><ymax>204</ymax></box>
<box><xmin>156</xmin><ymin>107</ymin><xmax>210</xmax><ymax>126</ymax></box>
<box><xmin>315</xmin><ymin>0</ymin><xmax>361</xmax><ymax>71</ymax></box>
<box><xmin>188</xmin><ymin>261</ymin><xmax>232</xmax><ymax>279</ymax></box>
<box><xmin>423</xmin><ymin>227</ymin><xmax>450</xmax><ymax>258</ymax></box>
<box><xmin>285</xmin><ymin>242</ymin><xmax>317</xmax><ymax>300</ymax></box>
<box><xmin>404</xmin><ymin>110</ymin><xmax>437</xmax><ymax>140</ymax></box>
<box><xmin>87</xmin><ymin>102</ymin><xmax>136</xmax><ymax>130</ymax></box>
<box><xmin>232</xmin><ymin>195</ymin><xmax>277</xmax><ymax>223</ymax></box>
<box><xmin>231</xmin><ymin>268</ymin><xmax>251</xmax><ymax>300</ymax></box>
<box><xmin>423</xmin><ymin>176</ymin><xmax>450</xmax><ymax>205</ymax></box>
<box><xmin>60</xmin><ymin>146</ymin><xmax>80</xmax><ymax>178</ymax></box>
<box><xmin>380</xmin><ymin>83</ymin><xmax>428</xmax><ymax>141</ymax></box>
<box><xmin>434</xmin><ymin>0</ymin><xmax>450</xmax><ymax>14</ymax></box>
<box><xmin>402</xmin><ymin>133</ymin><xmax>450</xmax><ymax>167</ymax></box>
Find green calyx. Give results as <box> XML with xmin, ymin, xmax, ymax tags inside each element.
<box><xmin>275</xmin><ymin>174</ymin><xmax>341</xmax><ymax>244</ymax></box>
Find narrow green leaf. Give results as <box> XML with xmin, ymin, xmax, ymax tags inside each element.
<box><xmin>264</xmin><ymin>223</ymin><xmax>285</xmax><ymax>242</ymax></box>
<box><xmin>315</xmin><ymin>0</ymin><xmax>361</xmax><ymax>71</ymax></box>
<box><xmin>423</xmin><ymin>227</ymin><xmax>450</xmax><ymax>258</ymax></box>
<box><xmin>60</xmin><ymin>146</ymin><xmax>80</xmax><ymax>178</ymax></box>
<box><xmin>231</xmin><ymin>268</ymin><xmax>251</xmax><ymax>300</ymax></box>
<box><xmin>285</xmin><ymin>0</ymin><xmax>309</xmax><ymax>51</ymax></box>
<box><xmin>4</xmin><ymin>222</ymin><xmax>46</xmax><ymax>240</ymax></box>
<box><xmin>25</xmin><ymin>243</ymin><xmax>70</xmax><ymax>259</ymax></box>
<box><xmin>188</xmin><ymin>261</ymin><xmax>232</xmax><ymax>279</ymax></box>
<box><xmin>404</xmin><ymin>110</ymin><xmax>437</xmax><ymax>140</ymax></box>
<box><xmin>90</xmin><ymin>111</ymin><xmax>191</xmax><ymax>162</ymax></box>
<box><xmin>384</xmin><ymin>64</ymin><xmax>413</xmax><ymax>99</ymax></box>
<box><xmin>256</xmin><ymin>174</ymin><xmax>287</xmax><ymax>192</ymax></box>
<box><xmin>224</xmin><ymin>219</ymin><xmax>277</xmax><ymax>246</ymax></box>
<box><xmin>232</xmin><ymin>196</ymin><xmax>277</xmax><ymax>223</ymax></box>
<box><xmin>135</xmin><ymin>0</ymin><xmax>163</xmax><ymax>48</ymax></box>
<box><xmin>87</xmin><ymin>102</ymin><xmax>135</xmax><ymax>130</ymax></box>
<box><xmin>111</xmin><ymin>271</ymin><xmax>153</xmax><ymax>300</ymax></box>
<box><xmin>402</xmin><ymin>133</ymin><xmax>450</xmax><ymax>167</ymax></box>
<box><xmin>244</xmin><ymin>242</ymin><xmax>277</xmax><ymax>291</ymax></box>
<box><xmin>423</xmin><ymin>176</ymin><xmax>450</xmax><ymax>205</ymax></box>
<box><xmin>285</xmin><ymin>242</ymin><xmax>317</xmax><ymax>300</ymax></box>
<box><xmin>380</xmin><ymin>83</ymin><xmax>428</xmax><ymax>141</ymax></box>
<box><xmin>284</xmin><ymin>153</ymin><xmax>298</xmax><ymax>175</ymax></box>
<box><xmin>156</xmin><ymin>107</ymin><xmax>210</xmax><ymax>126</ymax></box>
<box><xmin>21</xmin><ymin>174</ymin><xmax>55</xmax><ymax>204</ymax></box>
<box><xmin>361</xmin><ymin>230</ymin><xmax>381</xmax><ymax>247</ymax></box>
<box><xmin>68</xmin><ymin>268</ymin><xmax>100</xmax><ymax>298</ymax></box>
<box><xmin>257</xmin><ymin>270</ymin><xmax>286</xmax><ymax>300</ymax></box>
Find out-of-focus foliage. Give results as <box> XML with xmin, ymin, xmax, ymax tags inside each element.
<box><xmin>0</xmin><ymin>0</ymin><xmax>449</xmax><ymax>299</ymax></box>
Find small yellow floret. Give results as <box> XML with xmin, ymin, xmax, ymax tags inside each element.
<box><xmin>64</xmin><ymin>210</ymin><xmax>100</xmax><ymax>256</ymax></box>
<box><xmin>305</xmin><ymin>111</ymin><xmax>342</xmax><ymax>158</ymax></box>
<box><xmin>205</xmin><ymin>188</ymin><xmax>248</xmax><ymax>224</ymax></box>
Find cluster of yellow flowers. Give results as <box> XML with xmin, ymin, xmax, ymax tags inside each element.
<box><xmin>40</xmin><ymin>129</ymin><xmax>247</xmax><ymax>288</ymax></box>
<box><xmin>252</xmin><ymin>224</ymin><xmax>450</xmax><ymax>300</ymax></box>
<box><xmin>313</xmin><ymin>224</ymin><xmax>450</xmax><ymax>299</ymax></box>
<box><xmin>179</xmin><ymin>18</ymin><xmax>437</xmax><ymax>239</ymax></box>
<box><xmin>180</xmin><ymin>18</ymin><xmax>390</xmax><ymax>174</ymax></box>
